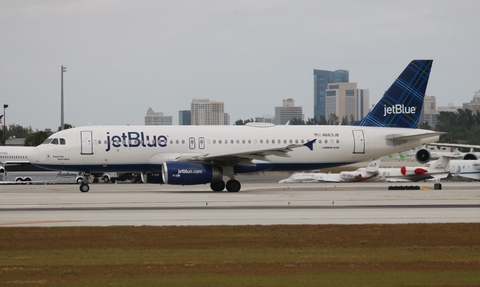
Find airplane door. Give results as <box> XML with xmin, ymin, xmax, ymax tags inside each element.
<box><xmin>352</xmin><ymin>130</ymin><xmax>365</xmax><ymax>154</ymax></box>
<box><xmin>198</xmin><ymin>137</ymin><xmax>205</xmax><ymax>149</ymax></box>
<box><xmin>189</xmin><ymin>137</ymin><xmax>195</xmax><ymax>149</ymax></box>
<box><xmin>80</xmin><ymin>131</ymin><xmax>94</xmax><ymax>155</ymax></box>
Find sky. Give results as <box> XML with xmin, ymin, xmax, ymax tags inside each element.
<box><xmin>1</xmin><ymin>0</ymin><xmax>479</xmax><ymax>130</ymax></box>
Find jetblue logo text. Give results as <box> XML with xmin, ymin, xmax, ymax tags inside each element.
<box><xmin>383</xmin><ymin>104</ymin><xmax>416</xmax><ymax>117</ymax></box>
<box><xmin>106</xmin><ymin>132</ymin><xmax>167</xmax><ymax>152</ymax></box>
<box><xmin>177</xmin><ymin>169</ymin><xmax>203</xmax><ymax>175</ymax></box>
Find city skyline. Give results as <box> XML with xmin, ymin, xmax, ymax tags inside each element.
<box><xmin>1</xmin><ymin>1</ymin><xmax>479</xmax><ymax>130</ymax></box>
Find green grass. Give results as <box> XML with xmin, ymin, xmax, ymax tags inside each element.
<box><xmin>1</xmin><ymin>224</ymin><xmax>480</xmax><ymax>286</ymax></box>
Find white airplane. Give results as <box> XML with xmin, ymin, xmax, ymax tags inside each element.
<box><xmin>0</xmin><ymin>146</ymin><xmax>35</xmax><ymax>176</ymax></box>
<box><xmin>279</xmin><ymin>157</ymin><xmax>451</xmax><ymax>183</ymax></box>
<box><xmin>278</xmin><ymin>159</ymin><xmax>381</xmax><ymax>183</ymax></box>
<box><xmin>418</xmin><ymin>142</ymin><xmax>480</xmax><ymax>181</ymax></box>
<box><xmin>27</xmin><ymin>60</ymin><xmax>441</xmax><ymax>192</ymax></box>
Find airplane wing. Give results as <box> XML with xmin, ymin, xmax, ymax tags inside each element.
<box><xmin>428</xmin><ymin>142</ymin><xmax>480</xmax><ymax>150</ymax></box>
<box><xmin>1</xmin><ymin>160</ymin><xmax>31</xmax><ymax>165</ymax></box>
<box><xmin>186</xmin><ymin>140</ymin><xmax>316</xmax><ymax>166</ymax></box>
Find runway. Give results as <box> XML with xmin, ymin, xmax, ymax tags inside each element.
<box><xmin>1</xmin><ymin>179</ymin><xmax>479</xmax><ymax>227</ymax></box>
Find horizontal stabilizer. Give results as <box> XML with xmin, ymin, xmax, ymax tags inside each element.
<box><xmin>386</xmin><ymin>132</ymin><xmax>444</xmax><ymax>142</ymax></box>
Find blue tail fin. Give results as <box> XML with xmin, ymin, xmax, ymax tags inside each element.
<box><xmin>356</xmin><ymin>60</ymin><xmax>433</xmax><ymax>128</ymax></box>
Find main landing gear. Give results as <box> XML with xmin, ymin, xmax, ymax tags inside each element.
<box><xmin>210</xmin><ymin>179</ymin><xmax>241</xmax><ymax>192</ymax></box>
<box><xmin>210</xmin><ymin>166</ymin><xmax>241</xmax><ymax>192</ymax></box>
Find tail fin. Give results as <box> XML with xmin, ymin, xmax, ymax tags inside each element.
<box><xmin>356</xmin><ymin>60</ymin><xmax>433</xmax><ymax>128</ymax></box>
<box><xmin>366</xmin><ymin>158</ymin><xmax>381</xmax><ymax>173</ymax></box>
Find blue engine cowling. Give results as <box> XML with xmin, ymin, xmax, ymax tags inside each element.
<box><xmin>162</xmin><ymin>162</ymin><xmax>223</xmax><ymax>185</ymax></box>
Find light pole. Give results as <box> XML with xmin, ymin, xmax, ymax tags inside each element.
<box><xmin>61</xmin><ymin>65</ymin><xmax>67</xmax><ymax>131</ymax></box>
<box><xmin>3</xmin><ymin>104</ymin><xmax>8</xmax><ymax>146</ymax></box>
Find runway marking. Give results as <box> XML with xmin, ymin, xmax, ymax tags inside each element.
<box><xmin>0</xmin><ymin>220</ymin><xmax>72</xmax><ymax>226</ymax></box>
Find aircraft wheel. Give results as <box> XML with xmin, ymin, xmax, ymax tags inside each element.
<box><xmin>210</xmin><ymin>180</ymin><xmax>225</xmax><ymax>192</ymax></box>
<box><xmin>80</xmin><ymin>183</ymin><xmax>90</xmax><ymax>193</ymax></box>
<box><xmin>226</xmin><ymin>180</ymin><xmax>241</xmax><ymax>192</ymax></box>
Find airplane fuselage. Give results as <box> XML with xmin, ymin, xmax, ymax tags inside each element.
<box><xmin>28</xmin><ymin>124</ymin><xmax>439</xmax><ymax>174</ymax></box>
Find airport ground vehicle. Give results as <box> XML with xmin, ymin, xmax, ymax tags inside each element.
<box><xmin>98</xmin><ymin>172</ymin><xmax>142</xmax><ymax>183</ymax></box>
<box><xmin>1</xmin><ymin>170</ymin><xmax>85</xmax><ymax>184</ymax></box>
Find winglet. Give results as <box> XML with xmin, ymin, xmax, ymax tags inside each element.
<box><xmin>356</xmin><ymin>60</ymin><xmax>433</xmax><ymax>128</ymax></box>
<box><xmin>304</xmin><ymin>139</ymin><xmax>316</xmax><ymax>151</ymax></box>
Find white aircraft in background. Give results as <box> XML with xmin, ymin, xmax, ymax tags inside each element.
<box><xmin>279</xmin><ymin>157</ymin><xmax>451</xmax><ymax>183</ymax></box>
<box><xmin>278</xmin><ymin>159</ymin><xmax>381</xmax><ymax>183</ymax></box>
<box><xmin>27</xmin><ymin>60</ymin><xmax>441</xmax><ymax>192</ymax></box>
<box><xmin>418</xmin><ymin>142</ymin><xmax>480</xmax><ymax>181</ymax></box>
<box><xmin>0</xmin><ymin>146</ymin><xmax>35</xmax><ymax>175</ymax></box>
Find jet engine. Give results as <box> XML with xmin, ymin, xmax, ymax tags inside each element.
<box><xmin>416</xmin><ymin>148</ymin><xmax>478</xmax><ymax>164</ymax></box>
<box><xmin>462</xmin><ymin>153</ymin><xmax>478</xmax><ymax>160</ymax></box>
<box><xmin>415</xmin><ymin>148</ymin><xmax>431</xmax><ymax>164</ymax></box>
<box><xmin>162</xmin><ymin>162</ymin><xmax>223</xmax><ymax>185</ymax></box>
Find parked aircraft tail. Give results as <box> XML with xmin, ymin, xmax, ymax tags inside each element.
<box><xmin>356</xmin><ymin>60</ymin><xmax>433</xmax><ymax>128</ymax></box>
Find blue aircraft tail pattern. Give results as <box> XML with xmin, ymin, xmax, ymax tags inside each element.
<box><xmin>356</xmin><ymin>60</ymin><xmax>433</xmax><ymax>128</ymax></box>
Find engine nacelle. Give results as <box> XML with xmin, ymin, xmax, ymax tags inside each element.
<box><xmin>415</xmin><ymin>148</ymin><xmax>431</xmax><ymax>164</ymax></box>
<box><xmin>462</xmin><ymin>153</ymin><xmax>478</xmax><ymax>160</ymax></box>
<box><xmin>162</xmin><ymin>162</ymin><xmax>223</xmax><ymax>185</ymax></box>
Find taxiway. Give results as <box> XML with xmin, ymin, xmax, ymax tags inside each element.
<box><xmin>0</xmin><ymin>179</ymin><xmax>479</xmax><ymax>227</ymax></box>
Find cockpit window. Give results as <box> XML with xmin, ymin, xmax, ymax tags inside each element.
<box><xmin>51</xmin><ymin>138</ymin><xmax>59</xmax><ymax>145</ymax></box>
<box><xmin>43</xmin><ymin>138</ymin><xmax>53</xmax><ymax>145</ymax></box>
<box><xmin>60</xmin><ymin>138</ymin><xmax>66</xmax><ymax>145</ymax></box>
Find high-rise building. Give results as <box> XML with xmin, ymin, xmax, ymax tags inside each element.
<box><xmin>313</xmin><ymin>69</ymin><xmax>349</xmax><ymax>121</ymax></box>
<box><xmin>356</xmin><ymin>89</ymin><xmax>370</xmax><ymax>121</ymax></box>
<box><xmin>421</xmin><ymin>95</ymin><xmax>438</xmax><ymax>128</ymax></box>
<box><xmin>191</xmin><ymin>98</ymin><xmax>230</xmax><ymax>125</ymax></box>
<box><xmin>274</xmin><ymin>98</ymin><xmax>303</xmax><ymax>125</ymax></box>
<box><xmin>144</xmin><ymin>107</ymin><xmax>172</xmax><ymax>125</ymax></box>
<box><xmin>324</xmin><ymin>83</ymin><xmax>370</xmax><ymax>123</ymax></box>
<box><xmin>463</xmin><ymin>90</ymin><xmax>480</xmax><ymax>113</ymax></box>
<box><xmin>179</xmin><ymin>110</ymin><xmax>191</xmax><ymax>125</ymax></box>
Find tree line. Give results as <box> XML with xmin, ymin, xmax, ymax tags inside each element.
<box><xmin>429</xmin><ymin>108</ymin><xmax>480</xmax><ymax>144</ymax></box>
<box><xmin>1</xmin><ymin>123</ymin><xmax>73</xmax><ymax>146</ymax></box>
<box><xmin>235</xmin><ymin>114</ymin><xmax>357</xmax><ymax>126</ymax></box>
<box><xmin>236</xmin><ymin>108</ymin><xmax>480</xmax><ymax>145</ymax></box>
